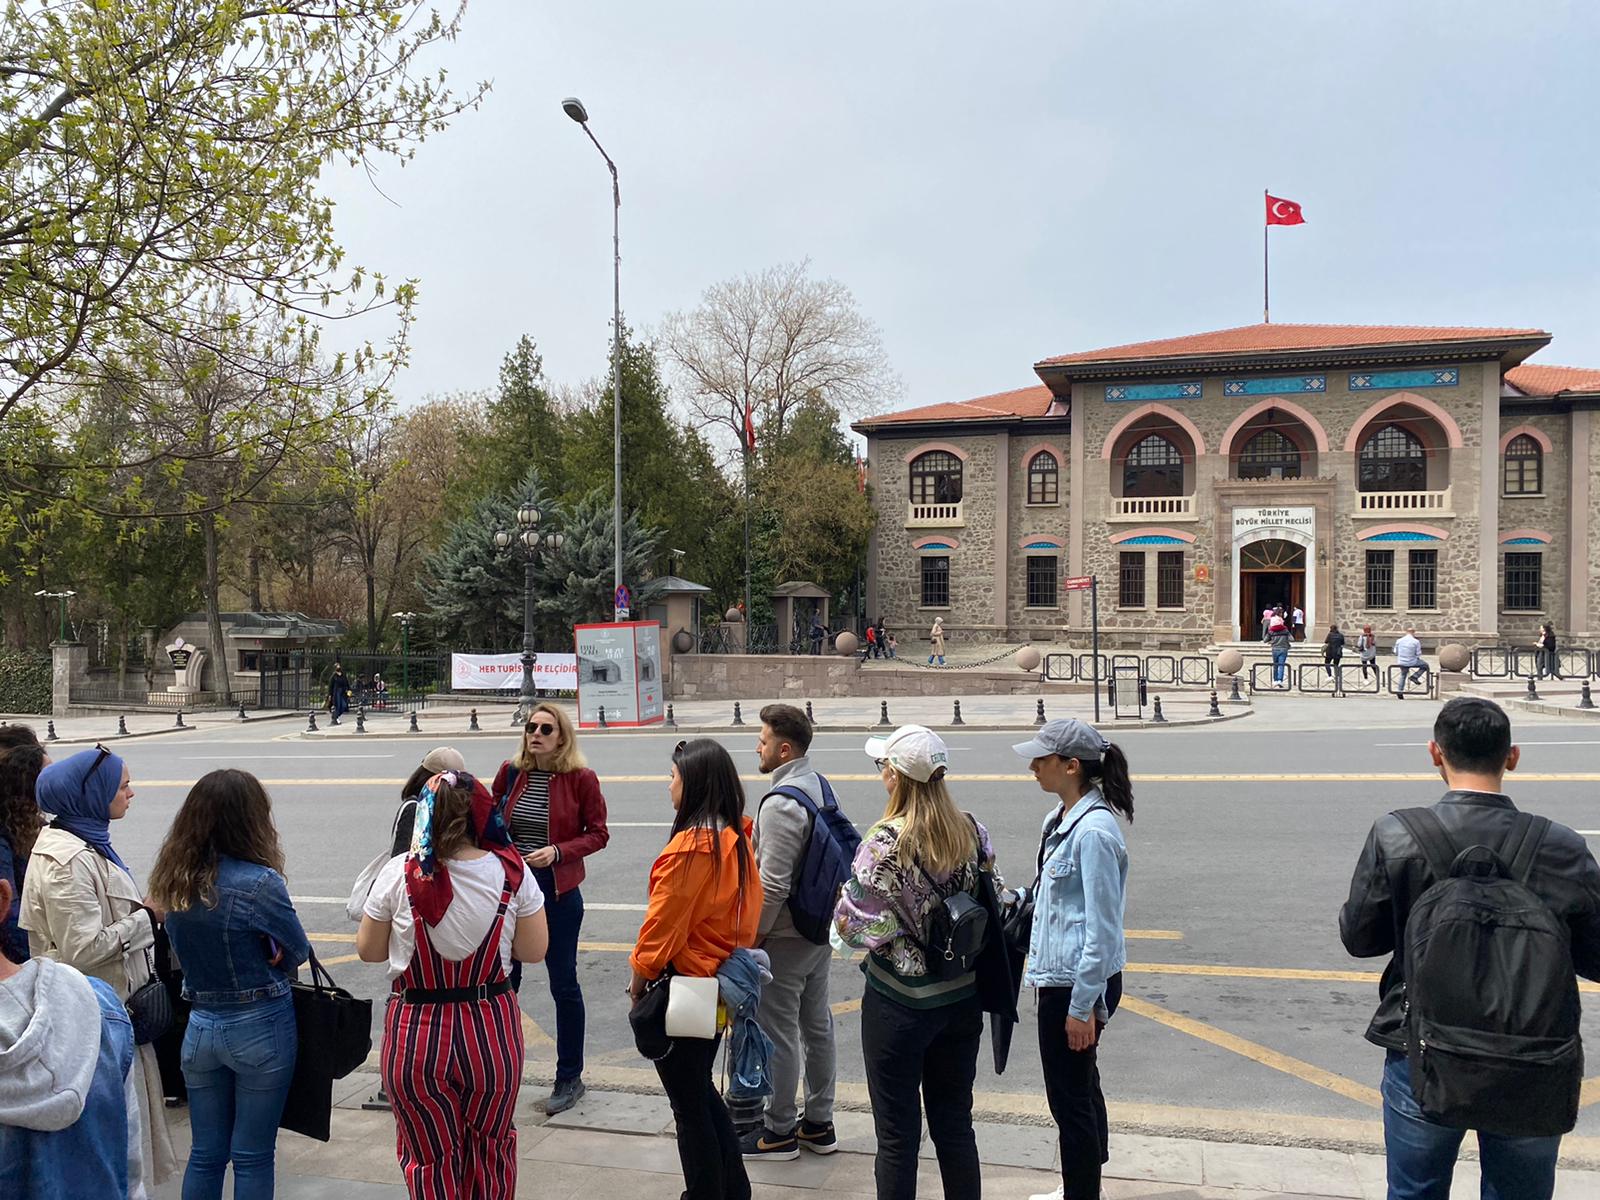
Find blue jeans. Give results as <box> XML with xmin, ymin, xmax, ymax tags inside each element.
<box><xmin>1381</xmin><ymin>1051</ymin><xmax>1559</xmax><ymax>1200</ymax></box>
<box><xmin>511</xmin><ymin>870</ymin><xmax>586</xmax><ymax>1081</ymax></box>
<box><xmin>1271</xmin><ymin>645</ymin><xmax>1288</xmax><ymax>683</ymax></box>
<box><xmin>181</xmin><ymin>994</ymin><xmax>298</xmax><ymax>1200</ymax></box>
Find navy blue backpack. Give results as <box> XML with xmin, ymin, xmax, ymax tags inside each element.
<box><xmin>767</xmin><ymin>775</ymin><xmax>862</xmax><ymax>944</ymax></box>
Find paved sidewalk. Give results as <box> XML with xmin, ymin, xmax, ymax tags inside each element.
<box><xmin>147</xmin><ymin>1075</ymin><xmax>1600</xmax><ymax>1199</ymax></box>
<box><xmin>0</xmin><ymin>708</ymin><xmax>301</xmax><ymax>745</ymax></box>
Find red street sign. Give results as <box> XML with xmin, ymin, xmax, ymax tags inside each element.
<box><xmin>1063</xmin><ymin>575</ymin><xmax>1095</xmax><ymax>591</ymax></box>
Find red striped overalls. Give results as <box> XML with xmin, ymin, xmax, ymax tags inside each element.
<box><xmin>381</xmin><ymin>868</ymin><xmax>525</xmax><ymax>1200</ymax></box>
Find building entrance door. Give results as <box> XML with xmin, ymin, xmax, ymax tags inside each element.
<box><xmin>1238</xmin><ymin>539</ymin><xmax>1307</xmax><ymax>640</ymax></box>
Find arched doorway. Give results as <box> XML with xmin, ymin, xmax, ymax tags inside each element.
<box><xmin>1238</xmin><ymin>538</ymin><xmax>1307</xmax><ymax>640</ymax></box>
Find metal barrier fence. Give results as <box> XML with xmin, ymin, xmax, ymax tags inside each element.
<box><xmin>1144</xmin><ymin>655</ymin><xmax>1177</xmax><ymax>685</ymax></box>
<box><xmin>1043</xmin><ymin>652</ymin><xmax>1211</xmax><ymax>687</ymax></box>
<box><xmin>1470</xmin><ymin>646</ymin><xmax>1596</xmax><ymax>680</ymax></box>
<box><xmin>1387</xmin><ymin>663</ymin><xmax>1436</xmax><ymax>698</ymax></box>
<box><xmin>1178</xmin><ymin>656</ymin><xmax>1213</xmax><ymax>686</ymax></box>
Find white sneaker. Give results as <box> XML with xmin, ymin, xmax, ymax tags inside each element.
<box><xmin>1027</xmin><ymin>1187</ymin><xmax>1064</xmax><ymax>1200</ymax></box>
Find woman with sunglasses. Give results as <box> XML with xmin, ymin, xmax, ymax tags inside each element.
<box><xmin>491</xmin><ymin>704</ymin><xmax>609</xmax><ymax>1115</ymax></box>
<box><xmin>629</xmin><ymin>738</ymin><xmax>761</xmax><ymax>1200</ymax></box>
<box><xmin>18</xmin><ymin>745</ymin><xmax>177</xmax><ymax>1191</ymax></box>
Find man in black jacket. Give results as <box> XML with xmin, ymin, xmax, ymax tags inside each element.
<box><xmin>1339</xmin><ymin>697</ymin><xmax>1600</xmax><ymax>1200</ymax></box>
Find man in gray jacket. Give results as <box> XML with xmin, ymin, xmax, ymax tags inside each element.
<box><xmin>736</xmin><ymin>703</ymin><xmax>839</xmax><ymax>1161</ymax></box>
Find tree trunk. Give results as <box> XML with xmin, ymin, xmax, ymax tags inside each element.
<box><xmin>366</xmin><ymin>571</ymin><xmax>378</xmax><ymax>653</ymax></box>
<box><xmin>248</xmin><ymin>547</ymin><xmax>262</xmax><ymax>610</ymax></box>
<box><xmin>116</xmin><ymin>617</ymin><xmax>129</xmax><ymax>696</ymax></box>
<box><xmin>203</xmin><ymin>513</ymin><xmax>234</xmax><ymax>700</ymax></box>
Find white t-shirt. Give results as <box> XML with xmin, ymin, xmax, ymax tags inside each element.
<box><xmin>364</xmin><ymin>852</ymin><xmax>545</xmax><ymax>980</ymax></box>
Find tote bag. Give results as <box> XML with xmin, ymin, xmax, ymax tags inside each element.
<box><xmin>279</xmin><ymin>951</ymin><xmax>373</xmax><ymax>1141</ymax></box>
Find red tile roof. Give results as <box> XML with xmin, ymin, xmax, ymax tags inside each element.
<box><xmin>859</xmin><ymin>384</ymin><xmax>1055</xmax><ymax>427</ymax></box>
<box><xmin>1505</xmin><ymin>363</ymin><xmax>1600</xmax><ymax>396</ymax></box>
<box><xmin>1037</xmin><ymin>322</ymin><xmax>1550</xmax><ymax>368</ymax></box>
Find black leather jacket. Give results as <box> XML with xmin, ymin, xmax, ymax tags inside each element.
<box><xmin>1339</xmin><ymin>789</ymin><xmax>1600</xmax><ymax>1051</ymax></box>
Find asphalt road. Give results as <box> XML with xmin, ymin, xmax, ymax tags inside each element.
<box><xmin>95</xmin><ymin>713</ymin><xmax>1600</xmax><ymax>1136</ymax></box>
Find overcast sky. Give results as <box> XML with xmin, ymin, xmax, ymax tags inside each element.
<box><xmin>325</xmin><ymin>2</ymin><xmax>1600</xmax><ymax>429</ymax></box>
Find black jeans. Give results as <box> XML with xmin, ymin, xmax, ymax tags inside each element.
<box><xmin>654</xmin><ymin>1034</ymin><xmax>750</xmax><ymax>1200</ymax></box>
<box><xmin>860</xmin><ymin>986</ymin><xmax>982</xmax><ymax>1200</ymax></box>
<box><xmin>1038</xmin><ymin>974</ymin><xmax>1123</xmax><ymax>1200</ymax></box>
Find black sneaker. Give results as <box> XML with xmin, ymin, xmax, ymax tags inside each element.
<box><xmin>796</xmin><ymin>1119</ymin><xmax>837</xmax><ymax>1155</ymax></box>
<box><xmin>740</xmin><ymin>1125</ymin><xmax>799</xmax><ymax>1161</ymax></box>
<box><xmin>543</xmin><ymin>1077</ymin><xmax>585</xmax><ymax>1115</ymax></box>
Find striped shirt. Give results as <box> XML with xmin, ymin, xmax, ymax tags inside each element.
<box><xmin>508</xmin><ymin>770</ymin><xmax>553</xmax><ymax>853</ymax></box>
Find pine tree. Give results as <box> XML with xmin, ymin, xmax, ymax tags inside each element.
<box><xmin>535</xmin><ymin>493</ymin><xmax>667</xmax><ymax>628</ymax></box>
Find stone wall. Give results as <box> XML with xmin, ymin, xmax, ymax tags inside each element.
<box><xmin>670</xmin><ymin>654</ymin><xmax>1060</xmax><ymax>698</ymax></box>
<box><xmin>1590</xmin><ymin>416</ymin><xmax>1600</xmax><ymax>636</ymax></box>
<box><xmin>1005</xmin><ymin>435</ymin><xmax>1071</xmax><ymax>634</ymax></box>
<box><xmin>1497</xmin><ymin>411</ymin><xmax>1571</xmax><ymax>642</ymax></box>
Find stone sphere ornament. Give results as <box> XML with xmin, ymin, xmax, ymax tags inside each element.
<box><xmin>1439</xmin><ymin>643</ymin><xmax>1470</xmax><ymax>673</ymax></box>
<box><xmin>1216</xmin><ymin>648</ymin><xmax>1244</xmax><ymax>676</ymax></box>
<box><xmin>1014</xmin><ymin>646</ymin><xmax>1042</xmax><ymax>672</ymax></box>
<box><xmin>834</xmin><ymin>631</ymin><xmax>859</xmax><ymax>656</ymax></box>
<box><xmin>671</xmin><ymin>630</ymin><xmax>694</xmax><ymax>654</ymax></box>
<box><xmin>724</xmin><ymin>607</ymin><xmax>744</xmax><ymax>623</ymax></box>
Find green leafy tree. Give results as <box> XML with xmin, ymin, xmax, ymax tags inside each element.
<box><xmin>472</xmin><ymin>337</ymin><xmax>567</xmax><ymax>502</ymax></box>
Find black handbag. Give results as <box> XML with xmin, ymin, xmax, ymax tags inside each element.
<box><xmin>629</xmin><ymin>973</ymin><xmax>673</xmax><ymax>1061</ymax></box>
<box><xmin>126</xmin><ymin>946</ymin><xmax>173</xmax><ymax>1046</ymax></box>
<box><xmin>279</xmin><ymin>951</ymin><xmax>373</xmax><ymax>1142</ymax></box>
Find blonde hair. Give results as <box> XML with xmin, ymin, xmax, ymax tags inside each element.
<box><xmin>512</xmin><ymin>705</ymin><xmax>588</xmax><ymax>773</ymax></box>
<box><xmin>882</xmin><ymin>770</ymin><xmax>974</xmax><ymax>876</ymax></box>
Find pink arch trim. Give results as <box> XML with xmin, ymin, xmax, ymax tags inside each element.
<box><xmin>1109</xmin><ymin>527</ymin><xmax>1197</xmax><ymax>545</ymax></box>
<box><xmin>1020</xmin><ymin>442</ymin><xmax>1067</xmax><ymax>468</ymax></box>
<box><xmin>1499</xmin><ymin>528</ymin><xmax>1552</xmax><ymax>544</ymax></box>
<box><xmin>1342</xmin><ymin>391</ymin><xmax>1464</xmax><ymax>452</ymax></box>
<box><xmin>902</xmin><ymin>441</ymin><xmax>970</xmax><ymax>464</ymax></box>
<box><xmin>1220</xmin><ymin>398</ymin><xmax>1331</xmax><ymax>455</ymax></box>
<box><xmin>1499</xmin><ymin>424</ymin><xmax>1554</xmax><ymax>454</ymax></box>
<box><xmin>913</xmin><ymin>535</ymin><xmax>960</xmax><ymax>550</ymax></box>
<box><xmin>1098</xmin><ymin>403</ymin><xmax>1208</xmax><ymax>460</ymax></box>
<box><xmin>1356</xmin><ymin>523</ymin><xmax>1451</xmax><ymax>542</ymax></box>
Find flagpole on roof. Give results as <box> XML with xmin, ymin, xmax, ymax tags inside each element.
<box><xmin>1263</xmin><ymin>189</ymin><xmax>1271</xmax><ymax>324</ymax></box>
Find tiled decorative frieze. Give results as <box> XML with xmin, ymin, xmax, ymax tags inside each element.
<box><xmin>1104</xmin><ymin>381</ymin><xmax>1203</xmax><ymax>402</ymax></box>
<box><xmin>1349</xmin><ymin>367</ymin><xmax>1459</xmax><ymax>390</ymax></box>
<box><xmin>1223</xmin><ymin>375</ymin><xmax>1327</xmax><ymax>396</ymax></box>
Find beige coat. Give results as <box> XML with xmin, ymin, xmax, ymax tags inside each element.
<box><xmin>18</xmin><ymin>826</ymin><xmax>177</xmax><ymax>1189</ymax></box>
<box><xmin>929</xmin><ymin>622</ymin><xmax>946</xmax><ymax>653</ymax></box>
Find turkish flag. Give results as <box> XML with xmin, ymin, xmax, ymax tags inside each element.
<box><xmin>743</xmin><ymin>400</ymin><xmax>757</xmax><ymax>453</ymax></box>
<box><xmin>1266</xmin><ymin>194</ymin><xmax>1306</xmax><ymax>225</ymax></box>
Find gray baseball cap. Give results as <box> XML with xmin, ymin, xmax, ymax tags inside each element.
<box><xmin>1012</xmin><ymin>718</ymin><xmax>1110</xmax><ymax>763</ymax></box>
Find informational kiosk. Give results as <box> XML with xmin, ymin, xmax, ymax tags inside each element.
<box><xmin>573</xmin><ymin>621</ymin><xmax>664</xmax><ymax>728</ymax></box>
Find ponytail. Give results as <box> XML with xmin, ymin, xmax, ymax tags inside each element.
<box><xmin>1087</xmin><ymin>743</ymin><xmax>1134</xmax><ymax>822</ymax></box>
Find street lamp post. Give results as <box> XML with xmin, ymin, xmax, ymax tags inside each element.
<box><xmin>34</xmin><ymin>589</ymin><xmax>77</xmax><ymax>644</ymax></box>
<box><xmin>495</xmin><ymin>501</ymin><xmax>565</xmax><ymax>724</ymax></box>
<box><xmin>561</xmin><ymin>96</ymin><xmax>626</xmax><ymax>620</ymax></box>
<box><xmin>392</xmin><ymin>612</ymin><xmax>416</xmax><ymax>700</ymax></box>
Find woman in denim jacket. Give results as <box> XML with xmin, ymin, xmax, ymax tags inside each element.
<box><xmin>1010</xmin><ymin>719</ymin><xmax>1134</xmax><ymax>1200</ymax></box>
<box><xmin>149</xmin><ymin>769</ymin><xmax>310</xmax><ymax>1200</ymax></box>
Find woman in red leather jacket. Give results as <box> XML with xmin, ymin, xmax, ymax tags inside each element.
<box><xmin>493</xmin><ymin>704</ymin><xmax>609</xmax><ymax>1114</ymax></box>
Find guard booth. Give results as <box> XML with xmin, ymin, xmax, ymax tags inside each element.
<box><xmin>573</xmin><ymin>621</ymin><xmax>665</xmax><ymax>728</ymax></box>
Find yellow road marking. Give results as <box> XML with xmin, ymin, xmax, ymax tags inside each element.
<box><xmin>521</xmin><ymin>1011</ymin><xmax>555</xmax><ymax>1049</ymax></box>
<box><xmin>832</xmin><ymin>997</ymin><xmax>862</xmax><ymax>1016</ymax></box>
<box><xmin>137</xmin><ymin>772</ymin><xmax>1600</xmax><ymax>787</ymax></box>
<box><xmin>1119</xmin><ymin>994</ymin><xmax>1382</xmax><ymax>1109</ymax></box>
<box><xmin>1126</xmin><ymin>930</ymin><xmax>1183</xmax><ymax>940</ymax></box>
<box><xmin>310</xmin><ymin>932</ymin><xmax>357</xmax><ymax>943</ymax></box>
<box><xmin>1582</xmin><ymin>1078</ymin><xmax>1600</xmax><ymax>1109</ymax></box>
<box><xmin>321</xmin><ymin>952</ymin><xmax>361</xmax><ymax>966</ymax></box>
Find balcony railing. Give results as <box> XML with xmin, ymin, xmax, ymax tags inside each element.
<box><xmin>1109</xmin><ymin>495</ymin><xmax>1196</xmax><ymax>522</ymax></box>
<box><xmin>906</xmin><ymin>501</ymin><xmax>965</xmax><ymax>527</ymax></box>
<box><xmin>1356</xmin><ymin>488</ymin><xmax>1453</xmax><ymax>516</ymax></box>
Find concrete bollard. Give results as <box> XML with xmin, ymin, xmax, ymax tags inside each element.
<box><xmin>1527</xmin><ymin>675</ymin><xmax>1540</xmax><ymax>701</ymax></box>
<box><xmin>118</xmin><ymin>715</ymin><xmax>129</xmax><ymax>736</ymax></box>
<box><xmin>665</xmin><ymin>704</ymin><xmax>677</xmax><ymax>729</ymax></box>
<box><xmin>876</xmin><ymin>700</ymin><xmax>890</xmax><ymax>728</ymax></box>
<box><xmin>174</xmin><ymin>709</ymin><xmax>186</xmax><ymax>728</ymax></box>
<box><xmin>732</xmin><ymin>702</ymin><xmax>744</xmax><ymax>727</ymax></box>
<box><xmin>1581</xmin><ymin>681</ymin><xmax>1596</xmax><ymax>710</ymax></box>
<box><xmin>237</xmin><ymin>701</ymin><xmax>249</xmax><ymax>722</ymax></box>
<box><xmin>1228</xmin><ymin>675</ymin><xmax>1245</xmax><ymax>704</ymax></box>
<box><xmin>952</xmin><ymin>699</ymin><xmax>964</xmax><ymax>726</ymax></box>
<box><xmin>469</xmin><ymin>708</ymin><xmax>480</xmax><ymax>732</ymax></box>
<box><xmin>1034</xmin><ymin>698</ymin><xmax>1046</xmax><ymax>727</ymax></box>
<box><xmin>307</xmin><ymin>710</ymin><xmax>319</xmax><ymax>732</ymax></box>
<box><xmin>355</xmin><ymin>706</ymin><xmax>366</xmax><ymax>734</ymax></box>
<box><xmin>46</xmin><ymin>720</ymin><xmax>59</xmax><ymax>742</ymax></box>
<box><xmin>1152</xmin><ymin>696</ymin><xmax>1167</xmax><ymax>723</ymax></box>
<box><xmin>409</xmin><ymin>711</ymin><xmax>420</xmax><ymax>733</ymax></box>
<box><xmin>1208</xmin><ymin>689</ymin><xmax>1222</xmax><ymax>718</ymax></box>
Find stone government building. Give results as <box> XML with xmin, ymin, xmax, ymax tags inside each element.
<box><xmin>854</xmin><ymin>324</ymin><xmax>1600</xmax><ymax>651</ymax></box>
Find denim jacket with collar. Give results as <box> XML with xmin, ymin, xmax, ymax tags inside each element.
<box><xmin>1022</xmin><ymin>788</ymin><xmax>1129</xmax><ymax>1020</ymax></box>
<box><xmin>163</xmin><ymin>856</ymin><xmax>310</xmax><ymax>1007</ymax></box>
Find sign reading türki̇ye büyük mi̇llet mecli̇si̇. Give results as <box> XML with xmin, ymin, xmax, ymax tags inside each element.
<box><xmin>450</xmin><ymin>653</ymin><xmax>577</xmax><ymax>691</ymax></box>
<box><xmin>1232</xmin><ymin>505</ymin><xmax>1315</xmax><ymax>538</ymax></box>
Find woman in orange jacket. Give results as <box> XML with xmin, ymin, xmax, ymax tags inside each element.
<box><xmin>629</xmin><ymin>738</ymin><xmax>762</xmax><ymax>1200</ymax></box>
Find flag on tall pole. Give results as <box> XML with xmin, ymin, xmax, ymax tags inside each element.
<box><xmin>1263</xmin><ymin>191</ymin><xmax>1306</xmax><ymax>323</ymax></box>
<box><xmin>743</xmin><ymin>399</ymin><xmax>758</xmax><ymax>454</ymax></box>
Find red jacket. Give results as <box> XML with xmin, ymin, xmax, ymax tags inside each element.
<box><xmin>491</xmin><ymin>762</ymin><xmax>610</xmax><ymax>899</ymax></box>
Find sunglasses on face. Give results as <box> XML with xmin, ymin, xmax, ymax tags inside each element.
<box><xmin>525</xmin><ymin>722</ymin><xmax>557</xmax><ymax>736</ymax></box>
<box><xmin>874</xmin><ymin>758</ymin><xmax>890</xmax><ymax>770</ymax></box>
<box><xmin>81</xmin><ymin>744</ymin><xmax>112</xmax><ymax>799</ymax></box>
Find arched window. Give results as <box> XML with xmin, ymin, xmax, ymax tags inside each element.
<box><xmin>1358</xmin><ymin>424</ymin><xmax>1426</xmax><ymax>492</ymax></box>
<box><xmin>1236</xmin><ymin>429</ymin><xmax>1302</xmax><ymax>480</ymax></box>
<box><xmin>1503</xmin><ymin>434</ymin><xmax>1543</xmax><ymax>495</ymax></box>
<box><xmin>1027</xmin><ymin>451</ymin><xmax>1059</xmax><ymax>504</ymax></box>
<box><xmin>1122</xmin><ymin>434</ymin><xmax>1184</xmax><ymax>498</ymax></box>
<box><xmin>909</xmin><ymin>450</ymin><xmax>963</xmax><ymax>504</ymax></box>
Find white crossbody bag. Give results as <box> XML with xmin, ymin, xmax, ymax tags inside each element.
<box><xmin>664</xmin><ymin>975</ymin><xmax>719</xmax><ymax>1039</ymax></box>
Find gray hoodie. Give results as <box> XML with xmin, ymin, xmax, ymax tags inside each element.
<box><xmin>754</xmin><ymin>756</ymin><xmax>826</xmax><ymax>939</ymax></box>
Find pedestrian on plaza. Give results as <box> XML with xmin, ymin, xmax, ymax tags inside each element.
<box><xmin>0</xmin><ymin>726</ymin><xmax>47</xmax><ymax>963</ymax></box>
<box><xmin>358</xmin><ymin>770</ymin><xmax>549</xmax><ymax>1200</ymax></box>
<box><xmin>874</xmin><ymin>618</ymin><xmax>887</xmax><ymax>659</ymax></box>
<box><xmin>0</xmin><ymin>870</ymin><xmax>147</xmax><ymax>1200</ymax></box>
<box><xmin>1338</xmin><ymin>697</ymin><xmax>1600</xmax><ymax>1200</ymax></box>
<box><xmin>1268</xmin><ymin>612</ymin><xmax>1292</xmax><ymax>689</ymax></box>
<box><xmin>17</xmin><ymin>746</ymin><xmax>177</xmax><ymax>1192</ymax></box>
<box><xmin>148</xmin><ymin>769</ymin><xmax>311</xmax><ymax>1200</ymax></box>
<box><xmin>1291</xmin><ymin>603</ymin><xmax>1306</xmax><ymax>641</ymax></box>
<box><xmin>886</xmin><ymin>633</ymin><xmax>898</xmax><ymax>659</ymax></box>
<box><xmin>1539</xmin><ymin>623</ymin><xmax>1561</xmax><ymax>681</ymax></box>
<box><xmin>835</xmin><ymin>724</ymin><xmax>999</xmax><ymax>1200</ymax></box>
<box><xmin>628</xmin><ymin>738</ymin><xmax>762</xmax><ymax>1200</ymax></box>
<box><xmin>1009</xmin><ymin>719</ymin><xmax>1134</xmax><ymax>1200</ymax></box>
<box><xmin>1394</xmin><ymin>628</ymin><xmax>1428</xmax><ymax>698</ymax></box>
<box><xmin>1357</xmin><ymin>624</ymin><xmax>1379</xmax><ymax>683</ymax></box>
<box><xmin>733</xmin><ymin>704</ymin><xmax>845</xmax><ymax>1161</ymax></box>
<box><xmin>328</xmin><ymin>662</ymin><xmax>351</xmax><ymax>725</ymax></box>
<box><xmin>1323</xmin><ymin>624</ymin><xmax>1346</xmax><ymax>679</ymax></box>
<box><xmin>928</xmin><ymin>616</ymin><xmax>946</xmax><ymax>667</ymax></box>
<box><xmin>864</xmin><ymin>622</ymin><xmax>879</xmax><ymax>660</ymax></box>
<box><xmin>491</xmin><ymin>704</ymin><xmax>609</xmax><ymax>1115</ymax></box>
<box><xmin>809</xmin><ymin>612</ymin><xmax>825</xmax><ymax>656</ymax></box>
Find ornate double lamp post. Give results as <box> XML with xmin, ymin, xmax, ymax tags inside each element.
<box><xmin>495</xmin><ymin>501</ymin><xmax>565</xmax><ymax>723</ymax></box>
<box><xmin>392</xmin><ymin>611</ymin><xmax>416</xmax><ymax>699</ymax></box>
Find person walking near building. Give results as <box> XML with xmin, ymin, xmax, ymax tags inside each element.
<box><xmin>809</xmin><ymin>612</ymin><xmax>825</xmax><ymax>656</ymax></box>
<box><xmin>1539</xmin><ymin>623</ymin><xmax>1561</xmax><ymax>680</ymax></box>
<box><xmin>149</xmin><ymin>769</ymin><xmax>310</xmax><ymax>1200</ymax></box>
<box><xmin>928</xmin><ymin>617</ymin><xmax>946</xmax><ymax>666</ymax></box>
<box><xmin>1259</xmin><ymin>605</ymin><xmax>1274</xmax><ymax>642</ymax></box>
<box><xmin>1291</xmin><ymin>603</ymin><xmax>1306</xmax><ymax>641</ymax></box>
<box><xmin>628</xmin><ymin>738</ymin><xmax>762</xmax><ymax>1200</ymax></box>
<box><xmin>492</xmin><ymin>704</ymin><xmax>608</xmax><ymax>1115</ymax></box>
<box><xmin>835</xmin><ymin>724</ymin><xmax>999</xmax><ymax>1200</ymax></box>
<box><xmin>874</xmin><ymin>618</ymin><xmax>887</xmax><ymax>659</ymax></box>
<box><xmin>328</xmin><ymin>662</ymin><xmax>352</xmax><ymax>725</ymax></box>
<box><xmin>1323</xmin><ymin>624</ymin><xmax>1346</xmax><ymax>679</ymax></box>
<box><xmin>1356</xmin><ymin>625</ymin><xmax>1379</xmax><ymax>683</ymax></box>
<box><xmin>1268</xmin><ymin>613</ymin><xmax>1292</xmax><ymax>689</ymax></box>
<box><xmin>1394</xmin><ymin>628</ymin><xmax>1428</xmax><ymax>698</ymax></box>
<box><xmin>0</xmin><ymin>727</ymin><xmax>47</xmax><ymax>963</ymax></box>
<box><xmin>886</xmin><ymin>633</ymin><xmax>898</xmax><ymax>659</ymax></box>
<box><xmin>18</xmin><ymin>746</ymin><xmax>176</xmax><ymax>1192</ymax></box>
<box><xmin>1338</xmin><ymin>697</ymin><xmax>1600</xmax><ymax>1200</ymax></box>
<box><xmin>735</xmin><ymin>704</ymin><xmax>846</xmax><ymax>1161</ymax></box>
<box><xmin>863</xmin><ymin>623</ymin><xmax>879</xmax><ymax>660</ymax></box>
<box><xmin>1009</xmin><ymin>719</ymin><xmax>1135</xmax><ymax>1200</ymax></box>
<box><xmin>358</xmin><ymin>770</ymin><xmax>549</xmax><ymax>1200</ymax></box>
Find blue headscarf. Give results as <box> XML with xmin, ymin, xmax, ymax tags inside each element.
<box><xmin>35</xmin><ymin>748</ymin><xmax>129</xmax><ymax>872</ymax></box>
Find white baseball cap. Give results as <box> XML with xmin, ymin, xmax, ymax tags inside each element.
<box><xmin>864</xmin><ymin>724</ymin><xmax>950</xmax><ymax>783</ymax></box>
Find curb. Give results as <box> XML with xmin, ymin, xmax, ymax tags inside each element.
<box><xmin>43</xmin><ymin>711</ymin><xmax>302</xmax><ymax>745</ymax></box>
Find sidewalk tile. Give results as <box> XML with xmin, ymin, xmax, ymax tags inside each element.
<box><xmin>1200</xmin><ymin>1141</ymin><xmax>1361</xmax><ymax>1197</ymax></box>
<box><xmin>542</xmin><ymin>1088</ymin><xmax>675</xmax><ymax>1135</ymax></box>
<box><xmin>831</xmin><ymin>1109</ymin><xmax>888</xmax><ymax>1155</ymax></box>
<box><xmin>277</xmin><ymin>1178</ymin><xmax>406</xmax><ymax>1199</ymax></box>
<box><xmin>743</xmin><ymin>1147</ymin><xmax>839</xmax><ymax>1190</ymax></box>
<box><xmin>915</xmin><ymin>1120</ymin><xmax>1055</xmax><ymax>1169</ymax></box>
<box><xmin>523</xmin><ymin>1126</ymin><xmax>683</xmax><ymax>1176</ymax></box>
<box><xmin>1106</xmin><ymin>1132</ymin><xmax>1205</xmax><ymax>1185</ymax></box>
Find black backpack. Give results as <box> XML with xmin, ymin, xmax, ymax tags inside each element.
<box><xmin>907</xmin><ymin>815</ymin><xmax>990</xmax><ymax>979</ymax></box>
<box><xmin>767</xmin><ymin>776</ymin><xmax>862</xmax><ymax>945</ymax></box>
<box><xmin>1394</xmin><ymin>807</ymin><xmax>1583</xmax><ymax>1137</ymax></box>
